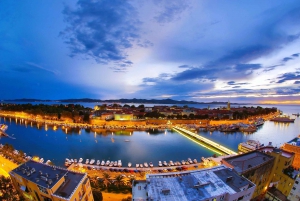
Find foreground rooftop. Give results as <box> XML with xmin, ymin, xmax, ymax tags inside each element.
<box><xmin>132</xmin><ymin>165</ymin><xmax>255</xmax><ymax>201</ymax></box>
<box><xmin>10</xmin><ymin>160</ymin><xmax>86</xmax><ymax>199</ymax></box>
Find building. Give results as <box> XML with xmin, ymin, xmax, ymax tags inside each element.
<box><xmin>260</xmin><ymin>147</ymin><xmax>297</xmax><ymax>196</ymax></box>
<box><xmin>114</xmin><ymin>113</ymin><xmax>133</xmax><ymax>120</ymax></box>
<box><xmin>222</xmin><ymin>150</ymin><xmax>274</xmax><ymax>199</ymax></box>
<box><xmin>132</xmin><ymin>165</ymin><xmax>255</xmax><ymax>201</ymax></box>
<box><xmin>281</xmin><ymin>135</ymin><xmax>300</xmax><ymax>169</ymax></box>
<box><xmin>9</xmin><ymin>160</ymin><xmax>94</xmax><ymax>201</ymax></box>
<box><xmin>287</xmin><ymin>174</ymin><xmax>300</xmax><ymax>201</ymax></box>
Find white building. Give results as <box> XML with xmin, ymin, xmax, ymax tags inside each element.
<box><xmin>132</xmin><ymin>165</ymin><xmax>255</xmax><ymax>201</ymax></box>
<box><xmin>287</xmin><ymin>175</ymin><xmax>300</xmax><ymax>201</ymax></box>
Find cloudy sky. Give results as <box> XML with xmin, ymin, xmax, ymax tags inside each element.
<box><xmin>1</xmin><ymin>0</ymin><xmax>300</xmax><ymax>104</ymax></box>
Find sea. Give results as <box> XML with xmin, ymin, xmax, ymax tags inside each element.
<box><xmin>0</xmin><ymin>101</ymin><xmax>299</xmax><ymax>167</ymax></box>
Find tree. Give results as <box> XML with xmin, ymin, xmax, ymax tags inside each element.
<box><xmin>114</xmin><ymin>174</ymin><xmax>124</xmax><ymax>188</ymax></box>
<box><xmin>102</xmin><ymin>172</ymin><xmax>111</xmax><ymax>188</ymax></box>
<box><xmin>138</xmin><ymin>104</ymin><xmax>144</xmax><ymax>108</ymax></box>
<box><xmin>92</xmin><ymin>190</ymin><xmax>103</xmax><ymax>201</ymax></box>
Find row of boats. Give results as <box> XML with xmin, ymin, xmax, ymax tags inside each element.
<box><xmin>65</xmin><ymin>157</ymin><xmax>199</xmax><ymax>168</ymax></box>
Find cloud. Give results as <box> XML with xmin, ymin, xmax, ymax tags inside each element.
<box><xmin>294</xmin><ymin>81</ymin><xmax>300</xmax><ymax>84</ymax></box>
<box><xmin>61</xmin><ymin>0</ymin><xmax>142</xmax><ymax>68</ymax></box>
<box><xmin>276</xmin><ymin>71</ymin><xmax>300</xmax><ymax>83</ymax></box>
<box><xmin>152</xmin><ymin>0</ymin><xmax>190</xmax><ymax>23</ymax></box>
<box><xmin>227</xmin><ymin>81</ymin><xmax>248</xmax><ymax>86</ymax></box>
<box><xmin>282</xmin><ymin>57</ymin><xmax>293</xmax><ymax>62</ymax></box>
<box><xmin>292</xmin><ymin>53</ymin><xmax>299</xmax><ymax>57</ymax></box>
<box><xmin>11</xmin><ymin>62</ymin><xmax>59</xmax><ymax>75</ymax></box>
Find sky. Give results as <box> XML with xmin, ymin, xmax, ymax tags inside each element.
<box><xmin>1</xmin><ymin>0</ymin><xmax>300</xmax><ymax>104</ymax></box>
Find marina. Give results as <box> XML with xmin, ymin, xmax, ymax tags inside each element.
<box><xmin>0</xmin><ymin>104</ymin><xmax>299</xmax><ymax>168</ymax></box>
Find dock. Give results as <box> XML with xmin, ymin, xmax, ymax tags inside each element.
<box><xmin>172</xmin><ymin>126</ymin><xmax>237</xmax><ymax>155</ymax></box>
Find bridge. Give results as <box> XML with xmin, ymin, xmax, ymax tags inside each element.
<box><xmin>172</xmin><ymin>126</ymin><xmax>237</xmax><ymax>155</ymax></box>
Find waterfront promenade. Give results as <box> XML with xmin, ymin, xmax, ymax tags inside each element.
<box><xmin>173</xmin><ymin>126</ymin><xmax>238</xmax><ymax>155</ymax></box>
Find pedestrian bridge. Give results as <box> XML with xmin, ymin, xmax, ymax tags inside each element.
<box><xmin>172</xmin><ymin>126</ymin><xmax>237</xmax><ymax>155</ymax></box>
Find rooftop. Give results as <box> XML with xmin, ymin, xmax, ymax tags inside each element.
<box><xmin>287</xmin><ymin>135</ymin><xmax>300</xmax><ymax>147</ymax></box>
<box><xmin>133</xmin><ymin>165</ymin><xmax>255</xmax><ymax>201</ymax></box>
<box><xmin>222</xmin><ymin>151</ymin><xmax>274</xmax><ymax>174</ymax></box>
<box><xmin>10</xmin><ymin>160</ymin><xmax>86</xmax><ymax>199</ymax></box>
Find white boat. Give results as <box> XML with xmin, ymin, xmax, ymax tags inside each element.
<box><xmin>46</xmin><ymin>160</ymin><xmax>51</xmax><ymax>165</ymax></box>
<box><xmin>163</xmin><ymin>161</ymin><xmax>167</xmax><ymax>166</ymax></box>
<box><xmin>40</xmin><ymin>158</ymin><xmax>44</xmax><ymax>163</ymax></box>
<box><xmin>118</xmin><ymin>160</ymin><xmax>122</xmax><ymax>167</ymax></box>
<box><xmin>188</xmin><ymin>158</ymin><xmax>193</xmax><ymax>164</ymax></box>
<box><xmin>74</xmin><ymin>159</ymin><xmax>77</xmax><ymax>163</ymax></box>
<box><xmin>90</xmin><ymin>159</ymin><xmax>95</xmax><ymax>164</ymax></box>
<box><xmin>114</xmin><ymin>161</ymin><xmax>118</xmax><ymax>167</ymax></box>
<box><xmin>169</xmin><ymin>160</ymin><xmax>174</xmax><ymax>166</ymax></box>
<box><xmin>181</xmin><ymin>160</ymin><xmax>186</xmax><ymax>165</ymax></box>
<box><xmin>144</xmin><ymin>162</ymin><xmax>148</xmax><ymax>168</ymax></box>
<box><xmin>109</xmin><ymin>161</ymin><xmax>114</xmax><ymax>167</ymax></box>
<box><xmin>128</xmin><ymin>162</ymin><xmax>132</xmax><ymax>167</ymax></box>
<box><xmin>193</xmin><ymin>159</ymin><xmax>197</xmax><ymax>163</ymax></box>
<box><xmin>96</xmin><ymin>160</ymin><xmax>100</xmax><ymax>166</ymax></box>
<box><xmin>105</xmin><ymin>160</ymin><xmax>110</xmax><ymax>166</ymax></box>
<box><xmin>85</xmin><ymin>159</ymin><xmax>89</xmax><ymax>164</ymax></box>
<box><xmin>158</xmin><ymin>161</ymin><xmax>162</xmax><ymax>167</ymax></box>
<box><xmin>238</xmin><ymin>140</ymin><xmax>262</xmax><ymax>153</ymax></box>
<box><xmin>149</xmin><ymin>162</ymin><xmax>153</xmax><ymax>167</ymax></box>
<box><xmin>101</xmin><ymin>160</ymin><xmax>105</xmax><ymax>166</ymax></box>
<box><xmin>79</xmin><ymin>158</ymin><xmax>83</xmax><ymax>163</ymax></box>
<box><xmin>140</xmin><ymin>164</ymin><xmax>143</xmax><ymax>168</ymax></box>
<box><xmin>70</xmin><ymin>159</ymin><xmax>74</xmax><ymax>163</ymax></box>
<box><xmin>136</xmin><ymin>164</ymin><xmax>139</xmax><ymax>168</ymax></box>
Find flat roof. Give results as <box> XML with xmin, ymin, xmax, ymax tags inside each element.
<box><xmin>10</xmin><ymin>160</ymin><xmax>85</xmax><ymax>199</ymax></box>
<box><xmin>135</xmin><ymin>165</ymin><xmax>254</xmax><ymax>201</ymax></box>
<box><xmin>222</xmin><ymin>151</ymin><xmax>274</xmax><ymax>174</ymax></box>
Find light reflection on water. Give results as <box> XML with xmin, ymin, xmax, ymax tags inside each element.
<box><xmin>0</xmin><ymin>104</ymin><xmax>299</xmax><ymax>166</ymax></box>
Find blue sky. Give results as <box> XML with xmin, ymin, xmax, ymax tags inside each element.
<box><xmin>1</xmin><ymin>0</ymin><xmax>300</xmax><ymax>104</ymax></box>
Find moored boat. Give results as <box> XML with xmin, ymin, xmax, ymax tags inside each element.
<box><xmin>238</xmin><ymin>140</ymin><xmax>263</xmax><ymax>153</ymax></box>
<box><xmin>149</xmin><ymin>162</ymin><xmax>153</xmax><ymax>167</ymax></box>
<box><xmin>158</xmin><ymin>161</ymin><xmax>162</xmax><ymax>167</ymax></box>
<box><xmin>101</xmin><ymin>160</ymin><xmax>105</xmax><ymax>166</ymax></box>
<box><xmin>96</xmin><ymin>160</ymin><xmax>100</xmax><ymax>166</ymax></box>
<box><xmin>270</xmin><ymin>115</ymin><xmax>295</xmax><ymax>123</ymax></box>
<box><xmin>118</xmin><ymin>160</ymin><xmax>122</xmax><ymax>167</ymax></box>
<box><xmin>128</xmin><ymin>162</ymin><xmax>132</xmax><ymax>167</ymax></box>
<box><xmin>144</xmin><ymin>162</ymin><xmax>148</xmax><ymax>168</ymax></box>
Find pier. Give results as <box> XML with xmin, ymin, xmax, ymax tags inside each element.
<box><xmin>172</xmin><ymin>126</ymin><xmax>237</xmax><ymax>155</ymax></box>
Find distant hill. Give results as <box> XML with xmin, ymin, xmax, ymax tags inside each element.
<box><xmin>3</xmin><ymin>98</ymin><xmax>234</xmax><ymax>105</ymax></box>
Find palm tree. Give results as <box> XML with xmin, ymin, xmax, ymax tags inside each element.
<box><xmin>102</xmin><ymin>172</ymin><xmax>111</xmax><ymax>188</ymax></box>
<box><xmin>114</xmin><ymin>174</ymin><xmax>124</xmax><ymax>188</ymax></box>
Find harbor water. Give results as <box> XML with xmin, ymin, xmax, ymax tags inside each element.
<box><xmin>0</xmin><ymin>103</ymin><xmax>299</xmax><ymax>167</ymax></box>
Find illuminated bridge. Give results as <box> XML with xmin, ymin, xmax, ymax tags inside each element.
<box><xmin>172</xmin><ymin>126</ymin><xmax>237</xmax><ymax>155</ymax></box>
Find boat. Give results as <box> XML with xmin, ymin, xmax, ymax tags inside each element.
<box><xmin>254</xmin><ymin>118</ymin><xmax>265</xmax><ymax>126</ymax></box>
<box><xmin>96</xmin><ymin>160</ymin><xmax>100</xmax><ymax>166</ymax></box>
<box><xmin>39</xmin><ymin>158</ymin><xmax>44</xmax><ymax>163</ymax></box>
<box><xmin>238</xmin><ymin>140</ymin><xmax>263</xmax><ymax>153</ymax></box>
<box><xmin>140</xmin><ymin>164</ymin><xmax>143</xmax><ymax>168</ymax></box>
<box><xmin>70</xmin><ymin>159</ymin><xmax>74</xmax><ymax>163</ymax></box>
<box><xmin>101</xmin><ymin>160</ymin><xmax>105</xmax><ymax>166</ymax></box>
<box><xmin>79</xmin><ymin>158</ymin><xmax>83</xmax><ymax>163</ymax></box>
<box><xmin>128</xmin><ymin>162</ymin><xmax>132</xmax><ymax>167</ymax></box>
<box><xmin>188</xmin><ymin>158</ymin><xmax>193</xmax><ymax>164</ymax></box>
<box><xmin>270</xmin><ymin>115</ymin><xmax>295</xmax><ymax>123</ymax></box>
<box><xmin>144</xmin><ymin>162</ymin><xmax>148</xmax><ymax>168</ymax></box>
<box><xmin>74</xmin><ymin>159</ymin><xmax>77</xmax><ymax>163</ymax></box>
<box><xmin>193</xmin><ymin>159</ymin><xmax>197</xmax><ymax>163</ymax></box>
<box><xmin>118</xmin><ymin>160</ymin><xmax>122</xmax><ymax>167</ymax></box>
<box><xmin>85</xmin><ymin>159</ymin><xmax>89</xmax><ymax>164</ymax></box>
<box><xmin>46</xmin><ymin>160</ymin><xmax>51</xmax><ymax>165</ymax></box>
<box><xmin>113</xmin><ymin>161</ymin><xmax>118</xmax><ymax>167</ymax></box>
<box><xmin>292</xmin><ymin>113</ymin><xmax>300</xmax><ymax>117</ymax></box>
<box><xmin>90</xmin><ymin>159</ymin><xmax>95</xmax><ymax>165</ymax></box>
<box><xmin>0</xmin><ymin>124</ymin><xmax>8</xmax><ymax>132</ymax></box>
<box><xmin>109</xmin><ymin>161</ymin><xmax>114</xmax><ymax>167</ymax></box>
<box><xmin>149</xmin><ymin>162</ymin><xmax>153</xmax><ymax>167</ymax></box>
<box><xmin>158</xmin><ymin>161</ymin><xmax>162</xmax><ymax>167</ymax></box>
<box><xmin>105</xmin><ymin>160</ymin><xmax>110</xmax><ymax>166</ymax></box>
<box><xmin>169</xmin><ymin>160</ymin><xmax>174</xmax><ymax>166</ymax></box>
<box><xmin>181</xmin><ymin>160</ymin><xmax>186</xmax><ymax>165</ymax></box>
<box><xmin>136</xmin><ymin>164</ymin><xmax>139</xmax><ymax>168</ymax></box>
<box><xmin>163</xmin><ymin>161</ymin><xmax>167</xmax><ymax>166</ymax></box>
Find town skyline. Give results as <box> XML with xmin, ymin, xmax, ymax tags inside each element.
<box><xmin>1</xmin><ymin>1</ymin><xmax>300</xmax><ymax>104</ymax></box>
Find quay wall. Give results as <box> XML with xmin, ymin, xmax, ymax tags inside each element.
<box><xmin>209</xmin><ymin>119</ymin><xmax>249</xmax><ymax>125</ymax></box>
